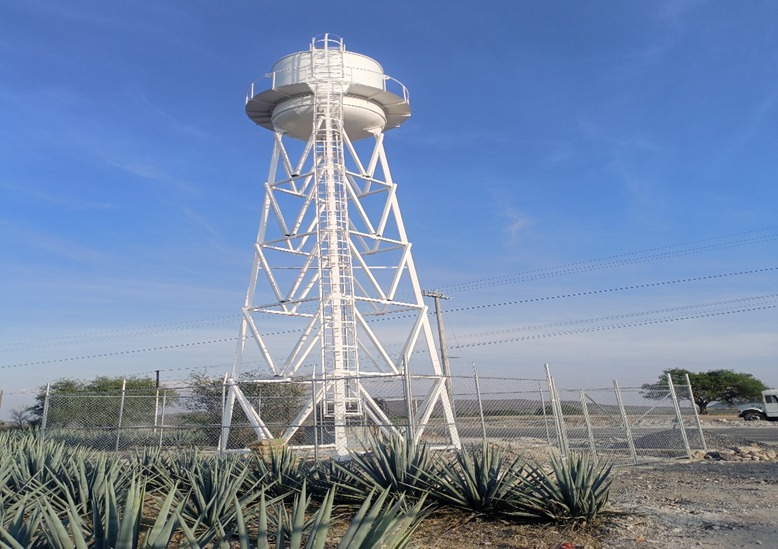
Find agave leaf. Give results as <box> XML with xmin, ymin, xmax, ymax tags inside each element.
<box><xmin>142</xmin><ymin>485</ymin><xmax>182</xmax><ymax>549</ymax></box>
<box><xmin>336</xmin><ymin>487</ymin><xmax>427</xmax><ymax>549</ymax></box>
<box><xmin>305</xmin><ymin>487</ymin><xmax>335</xmax><ymax>549</ymax></box>
<box><xmin>175</xmin><ymin>511</ymin><xmax>204</xmax><ymax>549</ymax></box>
<box><xmin>233</xmin><ymin>495</ymin><xmax>251</xmax><ymax>549</ymax></box>
<box><xmin>0</xmin><ymin>529</ymin><xmax>28</xmax><ymax>549</ymax></box>
<box><xmin>115</xmin><ymin>477</ymin><xmax>144</xmax><ymax>549</ymax></box>
<box><xmin>256</xmin><ymin>491</ymin><xmax>271</xmax><ymax>549</ymax></box>
<box><xmin>104</xmin><ymin>477</ymin><xmax>121</xmax><ymax>548</ymax></box>
<box><xmin>288</xmin><ymin>482</ymin><xmax>310</xmax><ymax>548</ymax></box>
<box><xmin>337</xmin><ymin>488</ymin><xmax>377</xmax><ymax>547</ymax></box>
<box><xmin>40</xmin><ymin>498</ymin><xmax>87</xmax><ymax>549</ymax></box>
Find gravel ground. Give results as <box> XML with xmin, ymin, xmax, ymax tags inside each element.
<box><xmin>410</xmin><ymin>426</ymin><xmax>778</xmax><ymax>548</ymax></box>
<box><xmin>602</xmin><ymin>460</ymin><xmax>778</xmax><ymax>548</ymax></box>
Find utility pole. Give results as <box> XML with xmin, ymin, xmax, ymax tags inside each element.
<box><xmin>422</xmin><ymin>289</ymin><xmax>455</xmax><ymax>417</ymax></box>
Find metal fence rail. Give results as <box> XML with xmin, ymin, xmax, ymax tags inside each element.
<box><xmin>39</xmin><ymin>366</ymin><xmax>705</xmax><ymax>464</ymax></box>
<box><xmin>553</xmin><ymin>373</ymin><xmax>707</xmax><ymax>465</ymax></box>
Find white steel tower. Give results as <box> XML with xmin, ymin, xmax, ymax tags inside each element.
<box><xmin>222</xmin><ymin>34</ymin><xmax>459</xmax><ymax>455</ymax></box>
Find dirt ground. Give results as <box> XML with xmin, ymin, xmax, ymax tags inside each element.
<box><xmin>409</xmin><ymin>429</ymin><xmax>778</xmax><ymax>549</ymax></box>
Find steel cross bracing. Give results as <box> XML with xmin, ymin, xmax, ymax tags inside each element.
<box><xmin>221</xmin><ymin>40</ymin><xmax>459</xmax><ymax>454</ymax></box>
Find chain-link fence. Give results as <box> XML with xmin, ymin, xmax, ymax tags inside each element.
<box><xmin>39</xmin><ymin>368</ymin><xmax>704</xmax><ymax>463</ymax></box>
<box><xmin>40</xmin><ymin>371</ymin><xmax>557</xmax><ymax>455</ymax></box>
<box><xmin>551</xmin><ymin>374</ymin><xmax>707</xmax><ymax>465</ymax></box>
<box><xmin>219</xmin><ymin>372</ymin><xmax>558</xmax><ymax>457</ymax></box>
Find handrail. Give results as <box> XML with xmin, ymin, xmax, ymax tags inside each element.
<box><xmin>245</xmin><ymin>64</ymin><xmax>409</xmax><ymax>105</ymax></box>
<box><xmin>311</xmin><ymin>33</ymin><xmax>345</xmax><ymax>51</ymax></box>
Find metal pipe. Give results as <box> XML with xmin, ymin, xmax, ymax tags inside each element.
<box><xmin>613</xmin><ymin>379</ymin><xmax>637</xmax><ymax>464</ymax></box>
<box><xmin>667</xmin><ymin>373</ymin><xmax>692</xmax><ymax>459</ymax></box>
<box><xmin>472</xmin><ymin>362</ymin><xmax>487</xmax><ymax>445</ymax></box>
<box><xmin>115</xmin><ymin>379</ymin><xmax>127</xmax><ymax>453</ymax></box>
<box><xmin>685</xmin><ymin>373</ymin><xmax>707</xmax><ymax>451</ymax></box>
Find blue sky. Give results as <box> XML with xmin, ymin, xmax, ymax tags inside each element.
<box><xmin>1</xmin><ymin>1</ymin><xmax>776</xmax><ymax>416</ymax></box>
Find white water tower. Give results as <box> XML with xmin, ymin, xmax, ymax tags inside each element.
<box><xmin>221</xmin><ymin>34</ymin><xmax>459</xmax><ymax>455</ymax></box>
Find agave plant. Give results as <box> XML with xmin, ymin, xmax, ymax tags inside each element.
<box><xmin>426</xmin><ymin>442</ymin><xmax>526</xmax><ymax>516</ymax></box>
<box><xmin>514</xmin><ymin>453</ymin><xmax>615</xmax><ymax>522</ymax></box>
<box><xmin>305</xmin><ymin>457</ymin><xmax>369</xmax><ymax>505</ymax></box>
<box><xmin>252</xmin><ymin>444</ymin><xmax>309</xmax><ymax>499</ymax></box>
<box><xmin>0</xmin><ymin>494</ymin><xmax>47</xmax><ymax>549</ymax></box>
<box><xmin>176</xmin><ymin>453</ymin><xmax>267</xmax><ymax>532</ymax></box>
<box><xmin>348</xmin><ymin>432</ymin><xmax>438</xmax><ymax>499</ymax></box>
<box><xmin>47</xmin><ymin>452</ymin><xmax>129</xmax><ymax>517</ymax></box>
<box><xmin>26</xmin><ymin>477</ymin><xmax>182</xmax><ymax>549</ymax></box>
<box><xmin>177</xmin><ymin>483</ymin><xmax>428</xmax><ymax>549</ymax></box>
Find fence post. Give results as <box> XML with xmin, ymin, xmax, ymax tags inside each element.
<box><xmin>402</xmin><ymin>358</ymin><xmax>415</xmax><ymax>442</ymax></box>
<box><xmin>580</xmin><ymin>389</ymin><xmax>598</xmax><ymax>464</ymax></box>
<box><xmin>41</xmin><ymin>383</ymin><xmax>51</xmax><ymax>441</ymax></box>
<box><xmin>158</xmin><ymin>391</ymin><xmax>167</xmax><ymax>451</ymax></box>
<box><xmin>538</xmin><ymin>383</ymin><xmax>552</xmax><ymax>446</ymax></box>
<box><xmin>311</xmin><ymin>370</ymin><xmax>319</xmax><ymax>462</ymax></box>
<box><xmin>115</xmin><ymin>379</ymin><xmax>127</xmax><ymax>452</ymax></box>
<box><xmin>219</xmin><ymin>373</ymin><xmax>228</xmax><ymax>454</ymax></box>
<box><xmin>472</xmin><ymin>363</ymin><xmax>487</xmax><ymax>445</ymax></box>
<box><xmin>685</xmin><ymin>373</ymin><xmax>707</xmax><ymax>451</ymax></box>
<box><xmin>545</xmin><ymin>364</ymin><xmax>569</xmax><ymax>459</ymax></box>
<box><xmin>154</xmin><ymin>388</ymin><xmax>160</xmax><ymax>433</ymax></box>
<box><xmin>612</xmin><ymin>379</ymin><xmax>637</xmax><ymax>464</ymax></box>
<box><xmin>667</xmin><ymin>373</ymin><xmax>692</xmax><ymax>458</ymax></box>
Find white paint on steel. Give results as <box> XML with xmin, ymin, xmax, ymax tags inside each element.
<box><xmin>223</xmin><ymin>34</ymin><xmax>459</xmax><ymax>455</ymax></box>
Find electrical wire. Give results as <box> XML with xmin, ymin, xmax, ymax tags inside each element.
<box><xmin>439</xmin><ymin>226</ymin><xmax>778</xmax><ymax>294</ymax></box>
<box><xmin>444</xmin><ymin>266</ymin><xmax>778</xmax><ymax>314</ymax></box>
<box><xmin>456</xmin><ymin>293</ymin><xmax>778</xmax><ymax>339</ymax></box>
<box><xmin>454</xmin><ymin>302</ymin><xmax>777</xmax><ymax>349</ymax></box>
<box><xmin>2</xmin><ymin>226</ymin><xmax>774</xmax><ymax>353</ymax></box>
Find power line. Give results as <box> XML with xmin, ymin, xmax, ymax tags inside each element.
<box><xmin>439</xmin><ymin>226</ymin><xmax>778</xmax><ymax>294</ymax></box>
<box><xmin>0</xmin><ymin>315</ymin><xmax>239</xmax><ymax>353</ymax></box>
<box><xmin>2</xmin><ymin>266</ymin><xmax>774</xmax><ymax>370</ymax></box>
<box><xmin>0</xmin><ymin>337</ymin><xmax>239</xmax><ymax>370</ymax></box>
<box><xmin>2</xmin><ymin>226</ymin><xmax>773</xmax><ymax>353</ymax></box>
<box><xmin>445</xmin><ymin>266</ymin><xmax>778</xmax><ymax>314</ymax></box>
<box><xmin>455</xmin><ymin>302</ymin><xmax>777</xmax><ymax>349</ymax></box>
<box><xmin>456</xmin><ymin>293</ymin><xmax>778</xmax><ymax>339</ymax></box>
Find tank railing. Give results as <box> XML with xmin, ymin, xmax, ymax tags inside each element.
<box><xmin>246</xmin><ymin>66</ymin><xmax>409</xmax><ymax>105</ymax></box>
<box><xmin>311</xmin><ymin>33</ymin><xmax>345</xmax><ymax>51</ymax></box>
<box><xmin>382</xmin><ymin>75</ymin><xmax>410</xmax><ymax>104</ymax></box>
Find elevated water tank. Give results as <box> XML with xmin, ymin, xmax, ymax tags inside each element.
<box><xmin>245</xmin><ymin>34</ymin><xmax>411</xmax><ymax>141</ymax></box>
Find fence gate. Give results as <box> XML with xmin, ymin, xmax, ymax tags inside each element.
<box><xmin>552</xmin><ymin>373</ymin><xmax>706</xmax><ymax>465</ymax></box>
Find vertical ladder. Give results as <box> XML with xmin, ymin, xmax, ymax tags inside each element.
<box><xmin>311</xmin><ymin>37</ymin><xmax>361</xmax><ymax>454</ymax></box>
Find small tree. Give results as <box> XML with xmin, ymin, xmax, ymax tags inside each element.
<box><xmin>641</xmin><ymin>368</ymin><xmax>768</xmax><ymax>415</ymax></box>
<box><xmin>27</xmin><ymin>375</ymin><xmax>174</xmax><ymax>428</ymax></box>
<box><xmin>181</xmin><ymin>369</ymin><xmax>307</xmax><ymax>441</ymax></box>
<box><xmin>9</xmin><ymin>407</ymin><xmax>32</xmax><ymax>429</ymax></box>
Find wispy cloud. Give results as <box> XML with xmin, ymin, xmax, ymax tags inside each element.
<box><xmin>715</xmin><ymin>88</ymin><xmax>778</xmax><ymax>165</ymax></box>
<box><xmin>100</xmin><ymin>156</ymin><xmax>201</xmax><ymax>196</ymax></box>
<box><xmin>0</xmin><ymin>220</ymin><xmax>108</xmax><ymax>263</ymax></box>
<box><xmin>401</xmin><ymin>125</ymin><xmax>519</xmax><ymax>150</ymax></box>
<box><xmin>0</xmin><ymin>181</ymin><xmax>114</xmax><ymax>210</ymax></box>
<box><xmin>502</xmin><ymin>206</ymin><xmax>532</xmax><ymax>239</ymax></box>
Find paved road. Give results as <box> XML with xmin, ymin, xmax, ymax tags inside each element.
<box><xmin>703</xmin><ymin>426</ymin><xmax>778</xmax><ymax>445</ymax></box>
